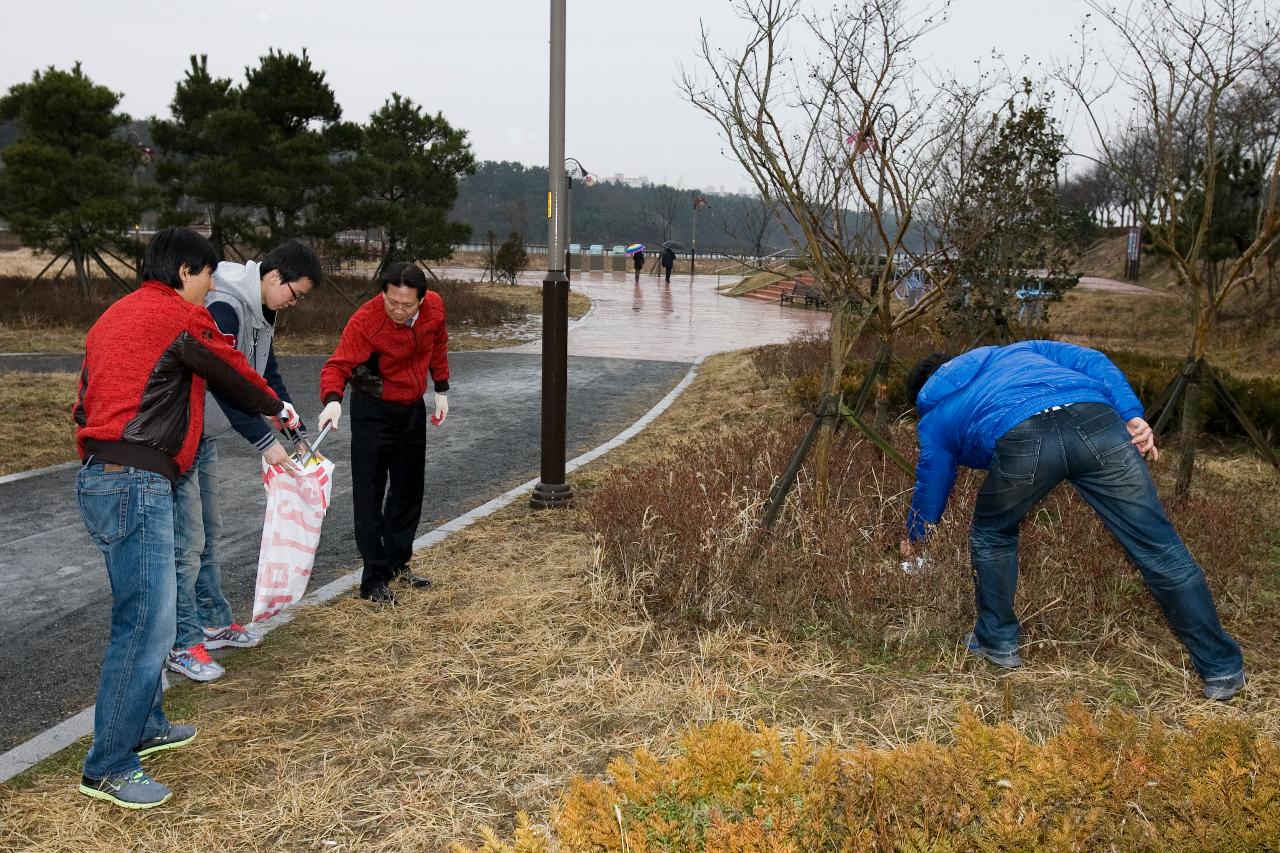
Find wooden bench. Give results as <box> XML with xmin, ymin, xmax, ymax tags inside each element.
<box><xmin>780</xmin><ymin>282</ymin><xmax>827</xmax><ymax>309</ymax></box>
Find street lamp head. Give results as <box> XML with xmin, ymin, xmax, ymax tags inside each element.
<box><xmin>581</xmin><ymin>172</ymin><xmax>598</xmax><ymax>188</ymax></box>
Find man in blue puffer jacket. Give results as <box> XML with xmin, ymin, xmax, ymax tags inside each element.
<box><xmin>902</xmin><ymin>340</ymin><xmax>1245</xmax><ymax>700</ymax></box>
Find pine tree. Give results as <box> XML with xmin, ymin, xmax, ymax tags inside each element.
<box><xmin>346</xmin><ymin>93</ymin><xmax>475</xmax><ymax>276</ymax></box>
<box><xmin>0</xmin><ymin>64</ymin><xmax>149</xmax><ymax>292</ymax></box>
<box><xmin>150</xmin><ymin>55</ymin><xmax>240</xmax><ymax>258</ymax></box>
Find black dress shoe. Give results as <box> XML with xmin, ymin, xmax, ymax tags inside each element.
<box><xmin>392</xmin><ymin>565</ymin><xmax>433</xmax><ymax>589</ymax></box>
<box><xmin>360</xmin><ymin>584</ymin><xmax>397</xmax><ymax>604</ymax></box>
<box><xmin>399</xmin><ymin>574</ymin><xmax>433</xmax><ymax>589</ymax></box>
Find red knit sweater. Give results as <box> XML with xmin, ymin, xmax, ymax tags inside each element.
<box><xmin>320</xmin><ymin>292</ymin><xmax>450</xmax><ymax>405</ymax></box>
<box><xmin>75</xmin><ymin>282</ymin><xmax>280</xmax><ymax>479</ymax></box>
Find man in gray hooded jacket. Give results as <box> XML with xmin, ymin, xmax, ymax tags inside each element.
<box><xmin>167</xmin><ymin>242</ymin><xmax>323</xmax><ymax>682</ymax></box>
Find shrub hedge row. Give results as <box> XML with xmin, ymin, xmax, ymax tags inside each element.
<box><xmin>768</xmin><ymin>338</ymin><xmax>1278</xmax><ymax>449</ymax></box>
<box><xmin>462</xmin><ymin>711</ymin><xmax>1280</xmax><ymax>851</ymax></box>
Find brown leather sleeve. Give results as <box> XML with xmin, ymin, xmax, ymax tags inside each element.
<box><xmin>176</xmin><ymin>330</ymin><xmax>280</xmax><ymax>416</ymax></box>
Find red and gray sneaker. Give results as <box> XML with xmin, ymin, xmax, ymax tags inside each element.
<box><xmin>166</xmin><ymin>643</ymin><xmax>225</xmax><ymax>682</ymax></box>
<box><xmin>202</xmin><ymin>622</ymin><xmax>262</xmax><ymax>650</ymax></box>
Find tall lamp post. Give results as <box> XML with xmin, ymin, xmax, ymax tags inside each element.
<box><xmin>563</xmin><ymin>157</ymin><xmax>595</xmax><ymax>276</ymax></box>
<box><xmin>532</xmin><ymin>0</ymin><xmax>573</xmax><ymax>509</ymax></box>
<box><xmin>690</xmin><ymin>192</ymin><xmax>707</xmax><ymax>276</ymax></box>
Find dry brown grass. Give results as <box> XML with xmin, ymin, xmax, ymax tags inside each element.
<box><xmin>0</xmin><ymin>323</ymin><xmax>85</xmax><ymax>354</ymax></box>
<box><xmin>1076</xmin><ymin>234</ymin><xmax>1181</xmax><ymax>290</ymax></box>
<box><xmin>0</xmin><ymin>371</ymin><xmax>78</xmax><ymax>475</ymax></box>
<box><xmin>2</xmin><ymin>351</ymin><xmax>1276</xmax><ymax>852</ymax></box>
<box><xmin>0</xmin><ymin>247</ymin><xmax>135</xmax><ymax>280</ymax></box>
<box><xmin>1052</xmin><ymin>287</ymin><xmax>1280</xmax><ymax>380</ymax></box>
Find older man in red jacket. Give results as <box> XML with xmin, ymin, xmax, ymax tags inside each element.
<box><xmin>319</xmin><ymin>262</ymin><xmax>450</xmax><ymax>604</ymax></box>
<box><xmin>74</xmin><ymin>227</ymin><xmax>295</xmax><ymax>809</ymax></box>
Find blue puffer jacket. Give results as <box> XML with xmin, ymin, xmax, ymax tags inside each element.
<box><xmin>906</xmin><ymin>341</ymin><xmax>1145</xmax><ymax>541</ymax></box>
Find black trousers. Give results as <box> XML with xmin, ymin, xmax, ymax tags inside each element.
<box><xmin>349</xmin><ymin>393</ymin><xmax>426</xmax><ymax>594</ymax></box>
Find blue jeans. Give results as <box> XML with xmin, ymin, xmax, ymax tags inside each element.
<box><xmin>173</xmin><ymin>437</ymin><xmax>235</xmax><ymax>651</ymax></box>
<box><xmin>77</xmin><ymin>463</ymin><xmax>176</xmax><ymax>779</ymax></box>
<box><xmin>970</xmin><ymin>402</ymin><xmax>1244</xmax><ymax>681</ymax></box>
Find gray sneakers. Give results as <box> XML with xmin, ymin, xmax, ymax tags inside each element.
<box><xmin>135</xmin><ymin>724</ymin><xmax>197</xmax><ymax>759</ymax></box>
<box><xmin>202</xmin><ymin>622</ymin><xmax>261</xmax><ymax>650</ymax></box>
<box><xmin>166</xmin><ymin>643</ymin><xmax>225</xmax><ymax>682</ymax></box>
<box><xmin>79</xmin><ymin>769</ymin><xmax>172</xmax><ymax>809</ymax></box>
<box><xmin>965</xmin><ymin>633</ymin><xmax>1023</xmax><ymax>668</ymax></box>
<box><xmin>1202</xmin><ymin>671</ymin><xmax>1246</xmax><ymax>701</ymax></box>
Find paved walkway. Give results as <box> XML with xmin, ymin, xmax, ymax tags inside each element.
<box><xmin>0</xmin><ymin>353</ymin><xmax>691</xmax><ymax>755</ymax></box>
<box><xmin>1076</xmin><ymin>275</ymin><xmax>1173</xmax><ymax>297</ymax></box>
<box><xmin>435</xmin><ymin>267</ymin><xmax>830</xmax><ymax>361</ymax></box>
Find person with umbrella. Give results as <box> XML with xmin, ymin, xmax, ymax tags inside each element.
<box><xmin>628</xmin><ymin>243</ymin><xmax>645</xmax><ymax>283</ymax></box>
<box><xmin>660</xmin><ymin>242</ymin><xmax>678</xmax><ymax>283</ymax></box>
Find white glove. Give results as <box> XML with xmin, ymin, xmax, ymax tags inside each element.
<box><xmin>432</xmin><ymin>392</ymin><xmax>448</xmax><ymax>426</ymax></box>
<box><xmin>318</xmin><ymin>400</ymin><xmax>342</xmax><ymax>432</ymax></box>
<box><xmin>276</xmin><ymin>402</ymin><xmax>300</xmax><ymax>430</ymax></box>
<box><xmin>899</xmin><ymin>554</ymin><xmax>932</xmax><ymax>576</ymax></box>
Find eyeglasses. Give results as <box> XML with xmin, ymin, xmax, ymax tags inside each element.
<box><xmin>284</xmin><ymin>281</ymin><xmax>307</xmax><ymax>303</ymax></box>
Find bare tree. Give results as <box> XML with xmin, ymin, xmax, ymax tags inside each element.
<box><xmin>711</xmin><ymin>191</ymin><xmax>778</xmax><ymax>259</ymax></box>
<box><xmin>1059</xmin><ymin>0</ymin><xmax>1280</xmax><ymax>491</ymax></box>
<box><xmin>681</xmin><ymin>0</ymin><xmax>990</xmax><ymax>498</ymax></box>
<box><xmin>646</xmin><ymin>183</ymin><xmax>684</xmax><ymax>242</ymax></box>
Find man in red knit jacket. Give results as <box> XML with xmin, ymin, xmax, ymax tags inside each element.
<box><xmin>74</xmin><ymin>227</ymin><xmax>296</xmax><ymax>809</ymax></box>
<box><xmin>318</xmin><ymin>262</ymin><xmax>450</xmax><ymax>604</ymax></box>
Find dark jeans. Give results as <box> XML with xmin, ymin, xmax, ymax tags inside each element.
<box><xmin>971</xmin><ymin>402</ymin><xmax>1244</xmax><ymax>681</ymax></box>
<box><xmin>350</xmin><ymin>393</ymin><xmax>426</xmax><ymax>594</ymax></box>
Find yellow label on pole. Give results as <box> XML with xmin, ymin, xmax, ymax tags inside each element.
<box><xmin>547</xmin><ymin>191</ymin><xmax>552</xmax><ymax>218</ymax></box>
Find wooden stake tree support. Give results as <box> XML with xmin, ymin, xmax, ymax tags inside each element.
<box><xmin>756</xmin><ymin>347</ymin><xmax>913</xmax><ymax>543</ymax></box>
<box><xmin>1144</xmin><ymin>356</ymin><xmax>1280</xmax><ymax>474</ymax></box>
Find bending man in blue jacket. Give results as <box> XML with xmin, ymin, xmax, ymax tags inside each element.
<box><xmin>902</xmin><ymin>341</ymin><xmax>1244</xmax><ymax>700</ymax></box>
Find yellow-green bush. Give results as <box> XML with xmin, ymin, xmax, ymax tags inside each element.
<box><xmin>457</xmin><ymin>710</ymin><xmax>1280</xmax><ymax>852</ymax></box>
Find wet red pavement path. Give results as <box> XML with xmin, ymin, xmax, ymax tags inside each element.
<box><xmin>435</xmin><ymin>267</ymin><xmax>829</xmax><ymax>362</ymax></box>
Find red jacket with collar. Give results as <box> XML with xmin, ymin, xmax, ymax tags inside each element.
<box><xmin>320</xmin><ymin>291</ymin><xmax>450</xmax><ymax>406</ymax></box>
<box><xmin>74</xmin><ymin>281</ymin><xmax>282</xmax><ymax>480</ymax></box>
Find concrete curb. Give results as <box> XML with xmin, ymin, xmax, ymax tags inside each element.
<box><xmin>0</xmin><ymin>461</ymin><xmax>79</xmax><ymax>485</ymax></box>
<box><xmin>0</xmin><ymin>356</ymin><xmax>702</xmax><ymax>784</ymax></box>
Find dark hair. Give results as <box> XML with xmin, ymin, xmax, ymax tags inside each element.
<box><xmin>906</xmin><ymin>352</ymin><xmax>953</xmax><ymax>408</ymax></box>
<box><xmin>140</xmin><ymin>227</ymin><xmax>219</xmax><ymax>290</ymax></box>
<box><xmin>379</xmin><ymin>262</ymin><xmax>428</xmax><ymax>298</ymax></box>
<box><xmin>261</xmin><ymin>241</ymin><xmax>324</xmax><ymax>289</ymax></box>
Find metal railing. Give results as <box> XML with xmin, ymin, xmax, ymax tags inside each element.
<box><xmin>714</xmin><ymin>248</ymin><xmax>794</xmax><ymax>287</ymax></box>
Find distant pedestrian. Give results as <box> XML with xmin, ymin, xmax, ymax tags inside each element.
<box><xmin>74</xmin><ymin>227</ymin><xmax>289</xmax><ymax>809</ymax></box>
<box><xmin>632</xmin><ymin>249</ymin><xmax>645</xmax><ymax>283</ymax></box>
<box><xmin>660</xmin><ymin>246</ymin><xmax>676</xmax><ymax>283</ymax></box>
<box><xmin>318</xmin><ymin>262</ymin><xmax>451</xmax><ymax>604</ymax></box>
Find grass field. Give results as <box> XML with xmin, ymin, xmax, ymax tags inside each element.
<box><xmin>2</xmin><ymin>239</ymin><xmax>1278</xmax><ymax>848</ymax></box>
<box><xmin>3</xmin><ymin>344</ymin><xmax>1276</xmax><ymax>849</ymax></box>
<box><xmin>0</xmin><ymin>372</ymin><xmax>77</xmax><ymax>476</ymax></box>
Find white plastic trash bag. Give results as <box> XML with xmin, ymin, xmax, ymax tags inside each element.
<box><xmin>251</xmin><ymin>457</ymin><xmax>335</xmax><ymax>622</ymax></box>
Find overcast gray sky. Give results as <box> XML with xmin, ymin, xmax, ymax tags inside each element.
<box><xmin>3</xmin><ymin>0</ymin><xmax>1106</xmax><ymax>192</ymax></box>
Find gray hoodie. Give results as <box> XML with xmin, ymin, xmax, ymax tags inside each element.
<box><xmin>202</xmin><ymin>260</ymin><xmax>280</xmax><ymax>449</ymax></box>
